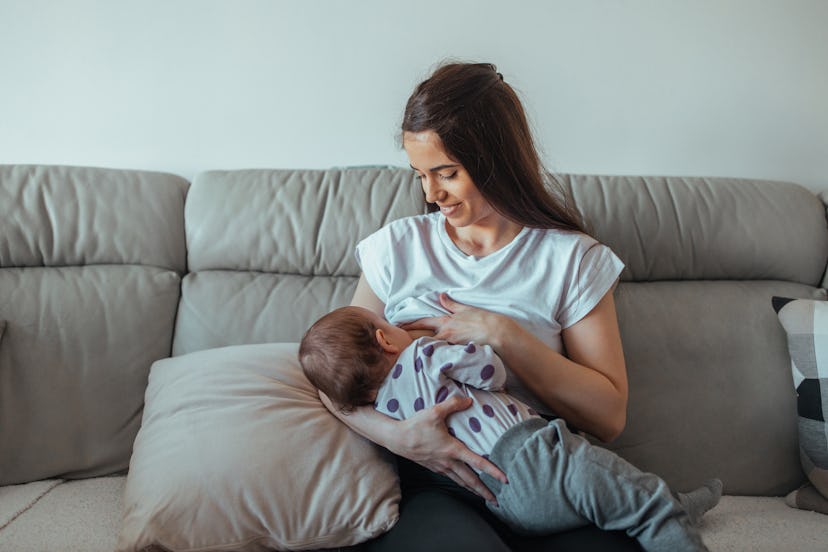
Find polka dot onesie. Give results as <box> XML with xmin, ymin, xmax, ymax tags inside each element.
<box><xmin>374</xmin><ymin>336</ymin><xmax>539</xmax><ymax>461</ymax></box>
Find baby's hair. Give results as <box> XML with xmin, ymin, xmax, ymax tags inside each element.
<box><xmin>299</xmin><ymin>306</ymin><xmax>389</xmax><ymax>413</ymax></box>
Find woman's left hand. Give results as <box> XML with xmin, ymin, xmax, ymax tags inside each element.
<box><xmin>400</xmin><ymin>293</ymin><xmax>510</xmax><ymax>345</ymax></box>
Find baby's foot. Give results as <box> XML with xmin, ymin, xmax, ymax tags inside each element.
<box><xmin>678</xmin><ymin>478</ymin><xmax>723</xmax><ymax>525</ymax></box>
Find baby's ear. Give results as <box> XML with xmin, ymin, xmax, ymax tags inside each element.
<box><xmin>375</xmin><ymin>329</ymin><xmax>399</xmax><ymax>353</ymax></box>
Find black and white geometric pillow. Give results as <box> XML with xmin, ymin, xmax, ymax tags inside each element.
<box><xmin>773</xmin><ymin>296</ymin><xmax>828</xmax><ymax>514</ymax></box>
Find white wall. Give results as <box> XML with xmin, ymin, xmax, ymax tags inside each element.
<box><xmin>1</xmin><ymin>0</ymin><xmax>826</xmax><ymax>193</ymax></box>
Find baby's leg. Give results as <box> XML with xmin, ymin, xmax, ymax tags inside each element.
<box><xmin>677</xmin><ymin>479</ymin><xmax>723</xmax><ymax>525</ymax></box>
<box><xmin>487</xmin><ymin>419</ymin><xmax>710</xmax><ymax>552</ymax></box>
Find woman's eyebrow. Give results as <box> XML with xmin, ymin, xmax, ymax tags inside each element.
<box><xmin>409</xmin><ymin>163</ymin><xmax>460</xmax><ymax>172</ymax></box>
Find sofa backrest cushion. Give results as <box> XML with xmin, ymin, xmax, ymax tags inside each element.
<box><xmin>0</xmin><ymin>165</ymin><xmax>188</xmax><ymax>273</ymax></box>
<box><xmin>0</xmin><ymin>165</ymin><xmax>188</xmax><ymax>485</ymax></box>
<box><xmin>559</xmin><ymin>174</ymin><xmax>828</xmax><ymax>285</ymax></box>
<box><xmin>173</xmin><ymin>168</ymin><xmax>425</xmax><ymax>354</ymax></box>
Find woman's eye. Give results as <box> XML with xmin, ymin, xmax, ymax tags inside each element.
<box><xmin>439</xmin><ymin>171</ymin><xmax>457</xmax><ymax>180</ymax></box>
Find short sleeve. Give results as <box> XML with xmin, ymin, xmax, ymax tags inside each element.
<box><xmin>557</xmin><ymin>243</ymin><xmax>624</xmax><ymax>329</ymax></box>
<box><xmin>355</xmin><ymin>228</ymin><xmax>392</xmax><ymax>303</ymax></box>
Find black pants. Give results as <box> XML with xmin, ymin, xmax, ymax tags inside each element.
<box><xmin>359</xmin><ymin>457</ymin><xmax>644</xmax><ymax>552</ymax></box>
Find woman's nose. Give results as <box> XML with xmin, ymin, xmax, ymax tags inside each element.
<box><xmin>422</xmin><ymin>176</ymin><xmax>444</xmax><ymax>203</ymax></box>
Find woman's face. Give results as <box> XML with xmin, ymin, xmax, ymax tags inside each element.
<box><xmin>403</xmin><ymin>130</ymin><xmax>498</xmax><ymax>229</ymax></box>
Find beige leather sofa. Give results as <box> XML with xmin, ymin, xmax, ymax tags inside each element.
<box><xmin>1</xmin><ymin>165</ymin><xmax>827</xmax><ymax>551</ymax></box>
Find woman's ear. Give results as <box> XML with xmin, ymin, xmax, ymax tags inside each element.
<box><xmin>375</xmin><ymin>328</ymin><xmax>401</xmax><ymax>354</ymax></box>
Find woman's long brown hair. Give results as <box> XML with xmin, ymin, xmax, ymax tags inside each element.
<box><xmin>402</xmin><ymin>62</ymin><xmax>585</xmax><ymax>233</ymax></box>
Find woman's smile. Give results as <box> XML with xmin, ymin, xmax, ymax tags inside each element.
<box><xmin>438</xmin><ymin>202</ymin><xmax>461</xmax><ymax>217</ymax></box>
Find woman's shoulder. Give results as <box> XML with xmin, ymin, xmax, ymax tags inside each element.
<box><xmin>368</xmin><ymin>212</ymin><xmax>441</xmax><ymax>242</ymax></box>
<box><xmin>525</xmin><ymin>227</ymin><xmax>601</xmax><ymax>255</ymax></box>
<box><xmin>385</xmin><ymin>212</ymin><xmax>440</xmax><ymax>232</ymax></box>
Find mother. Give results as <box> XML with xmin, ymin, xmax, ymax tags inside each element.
<box><xmin>324</xmin><ymin>62</ymin><xmax>638</xmax><ymax>551</ymax></box>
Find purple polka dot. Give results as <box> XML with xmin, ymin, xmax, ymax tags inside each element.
<box><xmin>414</xmin><ymin>397</ymin><xmax>425</xmax><ymax>411</ymax></box>
<box><xmin>469</xmin><ymin>417</ymin><xmax>481</xmax><ymax>433</ymax></box>
<box><xmin>480</xmin><ymin>364</ymin><xmax>495</xmax><ymax>380</ymax></box>
<box><xmin>387</xmin><ymin>399</ymin><xmax>399</xmax><ymax>413</ymax></box>
<box><xmin>392</xmin><ymin>364</ymin><xmax>403</xmax><ymax>379</ymax></box>
<box><xmin>414</xmin><ymin>357</ymin><xmax>424</xmax><ymax>372</ymax></box>
<box><xmin>448</xmin><ymin>427</ymin><xmax>456</xmax><ymax>437</ymax></box>
<box><xmin>507</xmin><ymin>404</ymin><xmax>518</xmax><ymax>416</ymax></box>
<box><xmin>439</xmin><ymin>362</ymin><xmax>454</xmax><ymax>372</ymax></box>
<box><xmin>423</xmin><ymin>344</ymin><xmax>435</xmax><ymax>357</ymax></box>
<box><xmin>464</xmin><ymin>343</ymin><xmax>476</xmax><ymax>354</ymax></box>
<box><xmin>435</xmin><ymin>386</ymin><xmax>449</xmax><ymax>403</ymax></box>
<box><xmin>482</xmin><ymin>404</ymin><xmax>495</xmax><ymax>417</ymax></box>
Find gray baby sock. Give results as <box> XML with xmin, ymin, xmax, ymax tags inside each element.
<box><xmin>678</xmin><ymin>478</ymin><xmax>723</xmax><ymax>525</ymax></box>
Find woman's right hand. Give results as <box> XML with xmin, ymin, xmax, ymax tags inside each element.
<box><xmin>394</xmin><ymin>395</ymin><xmax>508</xmax><ymax>502</ymax></box>
<box><xmin>319</xmin><ymin>390</ymin><xmax>507</xmax><ymax>502</ymax></box>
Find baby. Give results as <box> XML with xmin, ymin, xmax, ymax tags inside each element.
<box><xmin>299</xmin><ymin>305</ymin><xmax>721</xmax><ymax>552</ymax></box>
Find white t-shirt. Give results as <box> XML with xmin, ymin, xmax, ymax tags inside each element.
<box><xmin>355</xmin><ymin>211</ymin><xmax>624</xmax><ymax>415</ymax></box>
<box><xmin>375</xmin><ymin>336</ymin><xmax>538</xmax><ymax>460</ymax></box>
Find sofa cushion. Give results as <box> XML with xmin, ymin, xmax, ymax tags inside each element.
<box><xmin>562</xmin><ymin>175</ymin><xmax>828</xmax><ymax>285</ymax></box>
<box><xmin>0</xmin><ymin>165</ymin><xmax>188</xmax><ymax>486</ymax></box>
<box><xmin>606</xmin><ymin>281</ymin><xmax>816</xmax><ymax>495</ymax></box>
<box><xmin>173</xmin><ymin>272</ymin><xmax>357</xmax><ymax>355</ymax></box>
<box><xmin>0</xmin><ymin>266</ymin><xmax>180</xmax><ymax>486</ymax></box>
<box><xmin>118</xmin><ymin>343</ymin><xmax>399</xmax><ymax>552</ymax></box>
<box><xmin>173</xmin><ymin>168</ymin><xmax>425</xmax><ymax>355</ymax></box>
<box><xmin>0</xmin><ymin>479</ymin><xmax>63</xmax><ymax>531</ymax></box>
<box><xmin>0</xmin><ymin>165</ymin><xmax>188</xmax><ymax>272</ymax></box>
<box><xmin>184</xmin><ymin>168</ymin><xmax>423</xmax><ymax>275</ymax></box>
<box><xmin>0</xmin><ymin>477</ymin><xmax>122</xmax><ymax>552</ymax></box>
<box><xmin>773</xmin><ymin>296</ymin><xmax>828</xmax><ymax>513</ymax></box>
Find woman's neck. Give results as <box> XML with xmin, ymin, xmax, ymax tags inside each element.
<box><xmin>446</xmin><ymin>218</ymin><xmax>524</xmax><ymax>257</ymax></box>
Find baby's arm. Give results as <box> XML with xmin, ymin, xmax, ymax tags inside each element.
<box><xmin>426</xmin><ymin>340</ymin><xmax>507</xmax><ymax>391</ymax></box>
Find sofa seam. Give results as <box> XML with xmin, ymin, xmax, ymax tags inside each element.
<box><xmin>0</xmin><ymin>479</ymin><xmax>65</xmax><ymax>533</ymax></box>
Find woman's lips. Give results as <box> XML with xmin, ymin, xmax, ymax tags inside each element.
<box><xmin>439</xmin><ymin>203</ymin><xmax>460</xmax><ymax>217</ymax></box>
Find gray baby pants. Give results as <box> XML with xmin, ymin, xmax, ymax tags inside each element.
<box><xmin>480</xmin><ymin>418</ymin><xmax>708</xmax><ymax>552</ymax></box>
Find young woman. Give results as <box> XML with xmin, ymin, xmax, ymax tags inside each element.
<box><xmin>321</xmin><ymin>62</ymin><xmax>639</xmax><ymax>551</ymax></box>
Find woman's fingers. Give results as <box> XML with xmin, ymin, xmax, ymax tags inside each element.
<box><xmin>462</xmin><ymin>448</ymin><xmax>508</xmax><ymax>485</ymax></box>
<box><xmin>430</xmin><ymin>394</ymin><xmax>473</xmax><ymax>419</ymax></box>
<box><xmin>423</xmin><ymin>443</ymin><xmax>499</xmax><ymax>503</ymax></box>
<box><xmin>445</xmin><ymin>460</ymin><xmax>498</xmax><ymax>503</ymax></box>
<box><xmin>438</xmin><ymin>292</ymin><xmax>462</xmax><ymax>312</ymax></box>
<box><xmin>403</xmin><ymin>397</ymin><xmax>505</xmax><ymax>501</ymax></box>
<box><xmin>430</xmin><ymin>397</ymin><xmax>508</xmax><ymax>495</ymax></box>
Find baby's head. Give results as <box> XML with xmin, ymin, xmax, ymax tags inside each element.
<box><xmin>299</xmin><ymin>306</ymin><xmax>412</xmax><ymax>412</ymax></box>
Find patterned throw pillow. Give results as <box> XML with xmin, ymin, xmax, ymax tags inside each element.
<box><xmin>773</xmin><ymin>296</ymin><xmax>828</xmax><ymax>514</ymax></box>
